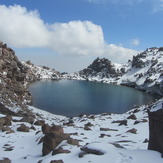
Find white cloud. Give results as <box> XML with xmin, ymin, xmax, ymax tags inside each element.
<box><xmin>103</xmin><ymin>44</ymin><xmax>138</xmax><ymax>63</ymax></box>
<box><xmin>48</xmin><ymin>21</ymin><xmax>106</xmax><ymax>56</ymax></box>
<box><xmin>152</xmin><ymin>0</ymin><xmax>163</xmax><ymax>12</ymax></box>
<box><xmin>0</xmin><ymin>5</ymin><xmax>50</xmax><ymax>48</ymax></box>
<box><xmin>0</xmin><ymin>4</ymin><xmax>138</xmax><ymax>63</ymax></box>
<box><xmin>130</xmin><ymin>38</ymin><xmax>140</xmax><ymax>46</ymax></box>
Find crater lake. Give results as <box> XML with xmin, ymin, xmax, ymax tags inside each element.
<box><xmin>28</xmin><ymin>79</ymin><xmax>159</xmax><ymax>117</ymax></box>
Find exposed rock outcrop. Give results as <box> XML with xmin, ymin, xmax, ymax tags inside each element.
<box><xmin>42</xmin><ymin>124</ymin><xmax>79</xmax><ymax>156</ymax></box>
<box><xmin>0</xmin><ymin>42</ymin><xmax>32</xmax><ymax>112</ymax></box>
<box><xmin>148</xmin><ymin>107</ymin><xmax>163</xmax><ymax>156</ymax></box>
<box><xmin>74</xmin><ymin>47</ymin><xmax>163</xmax><ymax>96</ymax></box>
<box><xmin>79</xmin><ymin>57</ymin><xmax>123</xmax><ymax>79</ymax></box>
<box><xmin>22</xmin><ymin>60</ymin><xmax>61</xmax><ymax>81</ymax></box>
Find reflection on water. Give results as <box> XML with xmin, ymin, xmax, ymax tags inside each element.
<box><xmin>28</xmin><ymin>79</ymin><xmax>159</xmax><ymax>117</ymax></box>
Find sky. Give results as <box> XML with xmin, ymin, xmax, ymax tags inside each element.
<box><xmin>0</xmin><ymin>0</ymin><xmax>163</xmax><ymax>72</ymax></box>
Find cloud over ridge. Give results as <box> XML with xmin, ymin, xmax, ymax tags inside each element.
<box><xmin>0</xmin><ymin>4</ymin><xmax>138</xmax><ymax>62</ymax></box>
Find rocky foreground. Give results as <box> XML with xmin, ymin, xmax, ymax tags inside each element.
<box><xmin>0</xmin><ymin>98</ymin><xmax>163</xmax><ymax>163</ymax></box>
<box><xmin>0</xmin><ymin>42</ymin><xmax>163</xmax><ymax>162</ymax></box>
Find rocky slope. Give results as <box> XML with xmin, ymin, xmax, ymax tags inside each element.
<box><xmin>0</xmin><ymin>42</ymin><xmax>60</xmax><ymax>115</ymax></box>
<box><xmin>22</xmin><ymin>60</ymin><xmax>61</xmax><ymax>82</ymax></box>
<box><xmin>0</xmin><ymin>42</ymin><xmax>32</xmax><ymax>113</ymax></box>
<box><xmin>76</xmin><ymin>47</ymin><xmax>163</xmax><ymax>96</ymax></box>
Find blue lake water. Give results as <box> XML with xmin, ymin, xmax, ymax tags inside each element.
<box><xmin>28</xmin><ymin>79</ymin><xmax>159</xmax><ymax>117</ymax></box>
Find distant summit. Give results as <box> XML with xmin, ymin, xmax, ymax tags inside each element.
<box><xmin>74</xmin><ymin>47</ymin><xmax>163</xmax><ymax>96</ymax></box>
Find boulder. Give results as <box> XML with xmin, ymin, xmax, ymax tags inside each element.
<box><xmin>80</xmin><ymin>146</ymin><xmax>104</xmax><ymax>156</ymax></box>
<box><xmin>127</xmin><ymin>114</ymin><xmax>137</xmax><ymax>120</ymax></box>
<box><xmin>84</xmin><ymin>126</ymin><xmax>91</xmax><ymax>131</ymax></box>
<box><xmin>42</xmin><ymin>131</ymin><xmax>79</xmax><ymax>156</ymax></box>
<box><xmin>52</xmin><ymin>147</ymin><xmax>71</xmax><ymax>155</ymax></box>
<box><xmin>0</xmin><ymin>157</ymin><xmax>11</xmax><ymax>163</ymax></box>
<box><xmin>148</xmin><ymin>109</ymin><xmax>163</xmax><ymax>156</ymax></box>
<box><xmin>34</xmin><ymin>120</ymin><xmax>45</xmax><ymax>126</ymax></box>
<box><xmin>50</xmin><ymin>160</ymin><xmax>64</xmax><ymax>163</ymax></box>
<box><xmin>42</xmin><ymin>131</ymin><xmax>70</xmax><ymax>156</ymax></box>
<box><xmin>42</xmin><ymin>124</ymin><xmax>64</xmax><ymax>134</ymax></box>
<box><xmin>126</xmin><ymin>128</ymin><xmax>137</xmax><ymax>134</ymax></box>
<box><xmin>17</xmin><ymin>124</ymin><xmax>30</xmax><ymax>132</ymax></box>
<box><xmin>112</xmin><ymin>120</ymin><xmax>128</xmax><ymax>126</ymax></box>
<box><xmin>20</xmin><ymin>116</ymin><xmax>34</xmax><ymax>124</ymax></box>
<box><xmin>99</xmin><ymin>133</ymin><xmax>111</xmax><ymax>138</ymax></box>
<box><xmin>2</xmin><ymin>126</ymin><xmax>11</xmax><ymax>132</ymax></box>
<box><xmin>100</xmin><ymin>128</ymin><xmax>118</xmax><ymax>131</ymax></box>
<box><xmin>0</xmin><ymin>115</ymin><xmax>12</xmax><ymax>126</ymax></box>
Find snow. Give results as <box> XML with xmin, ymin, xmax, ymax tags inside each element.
<box><xmin>0</xmin><ymin>99</ymin><xmax>163</xmax><ymax>162</ymax></box>
<box><xmin>150</xmin><ymin>98</ymin><xmax>163</xmax><ymax>112</ymax></box>
<box><xmin>71</xmin><ymin>48</ymin><xmax>163</xmax><ymax>96</ymax></box>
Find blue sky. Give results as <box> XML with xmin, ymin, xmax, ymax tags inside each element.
<box><xmin>0</xmin><ymin>0</ymin><xmax>163</xmax><ymax>72</ymax></box>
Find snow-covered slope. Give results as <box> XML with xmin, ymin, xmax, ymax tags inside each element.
<box><xmin>22</xmin><ymin>61</ymin><xmax>61</xmax><ymax>82</ymax></box>
<box><xmin>0</xmin><ymin>98</ymin><xmax>163</xmax><ymax>163</ymax></box>
<box><xmin>74</xmin><ymin>47</ymin><xmax>163</xmax><ymax>96</ymax></box>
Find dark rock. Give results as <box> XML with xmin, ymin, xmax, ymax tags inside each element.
<box><xmin>50</xmin><ymin>160</ymin><xmax>64</xmax><ymax>163</ymax></box>
<box><xmin>0</xmin><ymin>103</ymin><xmax>18</xmax><ymax>116</ymax></box>
<box><xmin>20</xmin><ymin>116</ymin><xmax>34</xmax><ymax>124</ymax></box>
<box><xmin>42</xmin><ymin>124</ymin><xmax>51</xmax><ymax>134</ymax></box>
<box><xmin>0</xmin><ymin>44</ymin><xmax>32</xmax><ymax>109</ymax></box>
<box><xmin>101</xmin><ymin>113</ymin><xmax>111</xmax><ymax>116</ymax></box>
<box><xmin>0</xmin><ymin>124</ymin><xmax>4</xmax><ymax>130</ymax></box>
<box><xmin>52</xmin><ymin>147</ymin><xmax>71</xmax><ymax>155</ymax></box>
<box><xmin>126</xmin><ymin>128</ymin><xmax>137</xmax><ymax>134</ymax></box>
<box><xmin>50</xmin><ymin>125</ymin><xmax>64</xmax><ymax>133</ymax></box>
<box><xmin>148</xmin><ymin>109</ymin><xmax>163</xmax><ymax>154</ymax></box>
<box><xmin>143</xmin><ymin>138</ymin><xmax>149</xmax><ymax>143</ymax></box>
<box><xmin>112</xmin><ymin>120</ymin><xmax>128</xmax><ymax>126</ymax></box>
<box><xmin>110</xmin><ymin>143</ymin><xmax>125</xmax><ymax>149</ymax></box>
<box><xmin>85</xmin><ymin>122</ymin><xmax>94</xmax><ymax>127</ymax></box>
<box><xmin>88</xmin><ymin>115</ymin><xmax>95</xmax><ymax>119</ymax></box>
<box><xmin>17</xmin><ymin>124</ymin><xmax>30</xmax><ymax>132</ymax></box>
<box><xmin>42</xmin><ymin>124</ymin><xmax>64</xmax><ymax>134</ymax></box>
<box><xmin>42</xmin><ymin>131</ymin><xmax>69</xmax><ymax>156</ymax></box>
<box><xmin>100</xmin><ymin>128</ymin><xmax>118</xmax><ymax>131</ymax></box>
<box><xmin>84</xmin><ymin>126</ymin><xmax>91</xmax><ymax>131</ymax></box>
<box><xmin>78</xmin><ymin>152</ymin><xmax>87</xmax><ymax>158</ymax></box>
<box><xmin>2</xmin><ymin>126</ymin><xmax>11</xmax><ymax>132</ymax></box>
<box><xmin>30</xmin><ymin>126</ymin><xmax>36</xmax><ymax>131</ymax></box>
<box><xmin>127</xmin><ymin>114</ymin><xmax>137</xmax><ymax>120</ymax></box>
<box><xmin>34</xmin><ymin>120</ymin><xmax>45</xmax><ymax>126</ymax></box>
<box><xmin>0</xmin><ymin>115</ymin><xmax>12</xmax><ymax>126</ymax></box>
<box><xmin>38</xmin><ymin>137</ymin><xmax>44</xmax><ymax>144</ymax></box>
<box><xmin>37</xmin><ymin>160</ymin><xmax>42</xmax><ymax>163</ymax></box>
<box><xmin>6</xmin><ymin>130</ymin><xmax>15</xmax><ymax>134</ymax></box>
<box><xmin>0</xmin><ymin>157</ymin><xmax>11</xmax><ymax>163</ymax></box>
<box><xmin>42</xmin><ymin>131</ymin><xmax>78</xmax><ymax>156</ymax></box>
<box><xmin>99</xmin><ymin>133</ymin><xmax>111</xmax><ymax>138</ymax></box>
<box><xmin>67</xmin><ymin>138</ymin><xmax>79</xmax><ymax>146</ymax></box>
<box><xmin>79</xmin><ymin>57</ymin><xmax>120</xmax><ymax>78</ymax></box>
<box><xmin>78</xmin><ymin>113</ymin><xmax>87</xmax><ymax>118</ymax></box>
<box><xmin>63</xmin><ymin>119</ymin><xmax>74</xmax><ymax>126</ymax></box>
<box><xmin>80</xmin><ymin>146</ymin><xmax>104</xmax><ymax>155</ymax></box>
<box><xmin>133</xmin><ymin>120</ymin><xmax>141</xmax><ymax>125</ymax></box>
<box><xmin>69</xmin><ymin>132</ymin><xmax>78</xmax><ymax>136</ymax></box>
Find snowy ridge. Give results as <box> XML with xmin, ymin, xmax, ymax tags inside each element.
<box><xmin>0</xmin><ymin>99</ymin><xmax>163</xmax><ymax>163</ymax></box>
<box><xmin>71</xmin><ymin>47</ymin><xmax>163</xmax><ymax>96</ymax></box>
<box><xmin>22</xmin><ymin>61</ymin><xmax>61</xmax><ymax>81</ymax></box>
